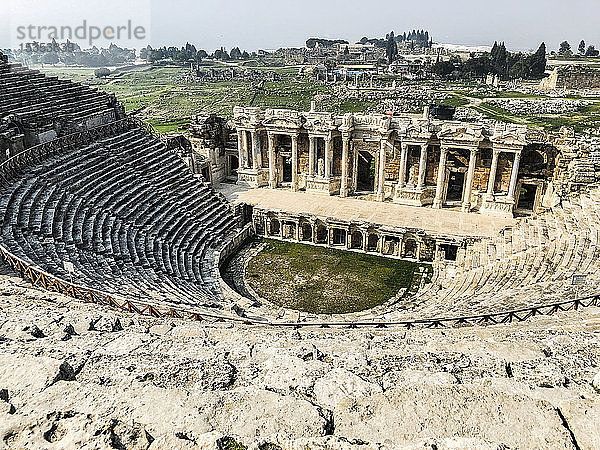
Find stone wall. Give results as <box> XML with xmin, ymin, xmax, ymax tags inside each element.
<box><xmin>540</xmin><ymin>65</ymin><xmax>600</xmax><ymax>90</ymax></box>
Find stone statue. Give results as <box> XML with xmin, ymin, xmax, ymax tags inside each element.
<box><xmin>408</xmin><ymin>164</ymin><xmax>418</xmax><ymax>186</ymax></box>
<box><xmin>317</xmin><ymin>158</ymin><xmax>325</xmax><ymax>177</ymax></box>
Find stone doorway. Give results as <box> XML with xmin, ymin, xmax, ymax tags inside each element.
<box><xmin>357</xmin><ymin>151</ymin><xmax>375</xmax><ymax>192</ymax></box>
<box><xmin>229</xmin><ymin>154</ymin><xmax>239</xmax><ymax>173</ymax></box>
<box><xmin>201</xmin><ymin>167</ymin><xmax>211</xmax><ymax>183</ymax></box>
<box><xmin>281</xmin><ymin>155</ymin><xmax>292</xmax><ymax>183</ymax></box>
<box><xmin>350</xmin><ymin>231</ymin><xmax>363</xmax><ymax>250</ymax></box>
<box><xmin>446</xmin><ymin>171</ymin><xmax>465</xmax><ymax>203</ymax></box>
<box><xmin>517</xmin><ymin>183</ymin><xmax>537</xmax><ymax>211</ymax></box>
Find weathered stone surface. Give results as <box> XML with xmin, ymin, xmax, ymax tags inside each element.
<box><xmin>334</xmin><ymin>385</ymin><xmax>575</xmax><ymax>448</ymax></box>
<box><xmin>558</xmin><ymin>397</ymin><xmax>600</xmax><ymax>450</ymax></box>
<box><xmin>593</xmin><ymin>370</ymin><xmax>600</xmax><ymax>390</ymax></box>
<box><xmin>0</xmin><ymin>279</ymin><xmax>598</xmax><ymax>448</ymax></box>
<box><xmin>313</xmin><ymin>367</ymin><xmax>383</xmax><ymax>409</ymax></box>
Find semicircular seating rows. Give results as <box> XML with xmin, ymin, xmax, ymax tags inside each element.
<box><xmin>0</xmin><ymin>58</ymin><xmax>123</xmax><ymax>141</ymax></box>
<box><xmin>0</xmin><ymin>54</ymin><xmax>239</xmax><ymax>310</ymax></box>
<box><xmin>1</xmin><ymin>53</ymin><xmax>599</xmax><ymax>324</ymax></box>
<box><xmin>0</xmin><ymin>127</ymin><xmax>239</xmax><ymax>307</ymax></box>
<box><xmin>386</xmin><ymin>187</ymin><xmax>600</xmax><ymax>321</ymax></box>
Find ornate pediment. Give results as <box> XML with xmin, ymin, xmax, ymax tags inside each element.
<box><xmin>492</xmin><ymin>132</ymin><xmax>527</xmax><ymax>147</ymax></box>
<box><xmin>262</xmin><ymin>109</ymin><xmax>304</xmax><ymax>130</ymax></box>
<box><xmin>404</xmin><ymin>121</ymin><xmax>433</xmax><ymax>140</ymax></box>
<box><xmin>233</xmin><ymin>106</ymin><xmax>264</xmax><ymax>128</ymax></box>
<box><xmin>352</xmin><ymin>114</ymin><xmax>391</xmax><ymax>133</ymax></box>
<box><xmin>262</xmin><ymin>118</ymin><xmax>303</xmax><ymax>129</ymax></box>
<box><xmin>491</xmin><ymin>123</ymin><xmax>527</xmax><ymax>148</ymax></box>
<box><xmin>304</xmin><ymin>112</ymin><xmax>337</xmax><ymax>133</ymax></box>
<box><xmin>438</xmin><ymin>124</ymin><xmax>484</xmax><ymax>144</ymax></box>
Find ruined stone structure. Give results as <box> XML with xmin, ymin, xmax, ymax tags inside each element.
<box><xmin>540</xmin><ymin>65</ymin><xmax>600</xmax><ymax>90</ymax></box>
<box><xmin>1</xmin><ymin>49</ymin><xmax>599</xmax><ymax>324</ymax></box>
<box><xmin>0</xmin><ymin>53</ymin><xmax>124</xmax><ymax>159</ymax></box>
<box><xmin>187</xmin><ymin>114</ymin><xmax>239</xmax><ymax>184</ymax></box>
<box><xmin>232</xmin><ymin>106</ymin><xmax>591</xmax><ymax>218</ymax></box>
<box><xmin>252</xmin><ymin>208</ymin><xmax>442</xmax><ymax>263</ymax></box>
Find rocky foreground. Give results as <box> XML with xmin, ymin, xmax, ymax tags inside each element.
<box><xmin>0</xmin><ymin>271</ymin><xmax>599</xmax><ymax>449</ymax></box>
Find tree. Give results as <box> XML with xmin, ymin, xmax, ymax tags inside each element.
<box><xmin>529</xmin><ymin>42</ymin><xmax>547</xmax><ymax>77</ymax></box>
<box><xmin>579</xmin><ymin>40</ymin><xmax>586</xmax><ymax>55</ymax></box>
<box><xmin>230</xmin><ymin>47</ymin><xmax>242</xmax><ymax>59</ymax></box>
<box><xmin>94</xmin><ymin>67</ymin><xmax>111</xmax><ymax>78</ymax></box>
<box><xmin>586</xmin><ymin>45</ymin><xmax>600</xmax><ymax>57</ymax></box>
<box><xmin>385</xmin><ymin>31</ymin><xmax>398</xmax><ymax>64</ymax></box>
<box><xmin>509</xmin><ymin>54</ymin><xmax>530</xmax><ymax>79</ymax></box>
<box><xmin>558</xmin><ymin>41</ymin><xmax>572</xmax><ymax>56</ymax></box>
<box><xmin>40</xmin><ymin>52</ymin><xmax>58</xmax><ymax>65</ymax></box>
<box><xmin>491</xmin><ymin>41</ymin><xmax>508</xmax><ymax>79</ymax></box>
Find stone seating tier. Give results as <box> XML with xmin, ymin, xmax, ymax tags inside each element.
<box><xmin>0</xmin><ymin>127</ymin><xmax>238</xmax><ymax>307</ymax></box>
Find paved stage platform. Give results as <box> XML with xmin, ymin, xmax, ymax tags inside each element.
<box><xmin>217</xmin><ymin>184</ymin><xmax>516</xmax><ymax>238</ymax></box>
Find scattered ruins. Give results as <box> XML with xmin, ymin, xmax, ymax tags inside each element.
<box><xmin>540</xmin><ymin>65</ymin><xmax>600</xmax><ymax>90</ymax></box>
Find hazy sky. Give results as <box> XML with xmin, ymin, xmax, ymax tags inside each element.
<box><xmin>2</xmin><ymin>0</ymin><xmax>600</xmax><ymax>53</ymax></box>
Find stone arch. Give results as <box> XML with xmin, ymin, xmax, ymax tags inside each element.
<box><xmin>301</xmin><ymin>222</ymin><xmax>313</xmax><ymax>242</ymax></box>
<box><xmin>350</xmin><ymin>230</ymin><xmax>363</xmax><ymax>249</ymax></box>
<box><xmin>382</xmin><ymin>235</ymin><xmax>399</xmax><ymax>255</ymax></box>
<box><xmin>316</xmin><ymin>221</ymin><xmax>328</xmax><ymax>244</ymax></box>
<box><xmin>269</xmin><ymin>218</ymin><xmax>280</xmax><ymax>236</ymax></box>
<box><xmin>367</xmin><ymin>233</ymin><xmax>379</xmax><ymax>252</ymax></box>
<box><xmin>403</xmin><ymin>238</ymin><xmax>418</xmax><ymax>259</ymax></box>
<box><xmin>254</xmin><ymin>218</ymin><xmax>265</xmax><ymax>235</ymax></box>
<box><xmin>282</xmin><ymin>221</ymin><xmax>296</xmax><ymax>239</ymax></box>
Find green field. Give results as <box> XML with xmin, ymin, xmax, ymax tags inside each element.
<box><xmin>246</xmin><ymin>238</ymin><xmax>431</xmax><ymax>314</ymax></box>
<box><xmin>39</xmin><ymin>63</ymin><xmax>378</xmax><ymax>132</ymax></box>
<box><xmin>37</xmin><ymin>63</ymin><xmax>600</xmax><ymax>135</ymax></box>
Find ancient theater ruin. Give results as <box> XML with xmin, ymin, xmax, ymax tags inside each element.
<box><xmin>182</xmin><ymin>104</ymin><xmax>597</xmax><ymax>288</ymax></box>
<box><xmin>228</xmin><ymin>106</ymin><xmax>564</xmax><ymax>216</ymax></box>
<box><xmin>0</xmin><ymin>48</ymin><xmax>599</xmax><ymax>325</ymax></box>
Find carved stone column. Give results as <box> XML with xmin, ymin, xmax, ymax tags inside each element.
<box><xmin>324</xmin><ymin>136</ymin><xmax>333</xmax><ymax>178</ymax></box>
<box><xmin>237</xmin><ymin>130</ymin><xmax>244</xmax><ymax>170</ymax></box>
<box><xmin>291</xmin><ymin>133</ymin><xmax>299</xmax><ymax>192</ymax></box>
<box><xmin>398</xmin><ymin>142</ymin><xmax>408</xmax><ymax>187</ymax></box>
<box><xmin>242</xmin><ymin>131</ymin><xmax>250</xmax><ymax>168</ymax></box>
<box><xmin>417</xmin><ymin>143</ymin><xmax>428</xmax><ymax>190</ymax></box>
<box><xmin>268</xmin><ymin>133</ymin><xmax>276</xmax><ymax>188</ymax></box>
<box><xmin>376</xmin><ymin>139</ymin><xmax>387</xmax><ymax>202</ymax></box>
<box><xmin>462</xmin><ymin>148</ymin><xmax>478</xmax><ymax>212</ymax></box>
<box><xmin>507</xmin><ymin>150</ymin><xmax>522</xmax><ymax>200</ymax></box>
<box><xmin>433</xmin><ymin>146</ymin><xmax>449</xmax><ymax>209</ymax></box>
<box><xmin>308</xmin><ymin>136</ymin><xmax>315</xmax><ymax>176</ymax></box>
<box><xmin>251</xmin><ymin>131</ymin><xmax>262</xmax><ymax>169</ymax></box>
<box><xmin>352</xmin><ymin>143</ymin><xmax>359</xmax><ymax>191</ymax></box>
<box><xmin>340</xmin><ymin>136</ymin><xmax>350</xmax><ymax>197</ymax></box>
<box><xmin>487</xmin><ymin>149</ymin><xmax>500</xmax><ymax>196</ymax></box>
